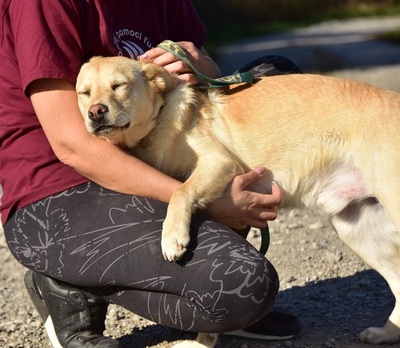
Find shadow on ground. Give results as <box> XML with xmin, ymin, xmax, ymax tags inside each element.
<box><xmin>276</xmin><ymin>270</ymin><xmax>393</xmax><ymax>340</ymax></box>
<box><xmin>117</xmin><ymin>270</ymin><xmax>394</xmax><ymax>347</ymax></box>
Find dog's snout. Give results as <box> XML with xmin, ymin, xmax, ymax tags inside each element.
<box><xmin>88</xmin><ymin>104</ymin><xmax>108</xmax><ymax>122</ymax></box>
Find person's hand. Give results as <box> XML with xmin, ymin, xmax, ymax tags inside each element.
<box><xmin>204</xmin><ymin>167</ymin><xmax>281</xmax><ymax>230</ymax></box>
<box><xmin>138</xmin><ymin>41</ymin><xmax>221</xmax><ymax>84</ymax></box>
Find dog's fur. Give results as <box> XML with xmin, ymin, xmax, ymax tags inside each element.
<box><xmin>76</xmin><ymin>56</ymin><xmax>400</xmax><ymax>347</ymax></box>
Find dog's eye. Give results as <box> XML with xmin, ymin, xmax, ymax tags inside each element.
<box><xmin>111</xmin><ymin>82</ymin><xmax>127</xmax><ymax>91</ymax></box>
<box><xmin>77</xmin><ymin>90</ymin><xmax>90</xmax><ymax>97</ymax></box>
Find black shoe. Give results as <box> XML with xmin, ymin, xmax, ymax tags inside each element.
<box><xmin>24</xmin><ymin>270</ymin><xmax>119</xmax><ymax>348</ymax></box>
<box><xmin>223</xmin><ymin>310</ymin><xmax>302</xmax><ymax>341</ymax></box>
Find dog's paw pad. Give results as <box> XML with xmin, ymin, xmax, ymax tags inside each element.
<box><xmin>161</xmin><ymin>234</ymin><xmax>190</xmax><ymax>262</ymax></box>
<box><xmin>162</xmin><ymin>248</ymin><xmax>187</xmax><ymax>262</ymax></box>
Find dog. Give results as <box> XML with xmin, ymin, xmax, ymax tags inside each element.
<box><xmin>76</xmin><ymin>56</ymin><xmax>400</xmax><ymax>347</ymax></box>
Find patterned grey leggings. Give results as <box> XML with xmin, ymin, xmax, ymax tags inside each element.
<box><xmin>5</xmin><ymin>182</ymin><xmax>278</xmax><ymax>333</ymax></box>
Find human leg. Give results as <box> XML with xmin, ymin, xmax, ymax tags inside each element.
<box><xmin>4</xmin><ymin>182</ymin><xmax>279</xmax><ymax>345</ymax></box>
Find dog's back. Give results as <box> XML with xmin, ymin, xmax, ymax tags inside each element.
<box><xmin>209</xmin><ymin>75</ymin><xmax>400</xmax><ymax>211</ymax></box>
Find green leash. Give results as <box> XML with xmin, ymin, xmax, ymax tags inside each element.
<box><xmin>157</xmin><ymin>40</ymin><xmax>255</xmax><ymax>89</ymax></box>
<box><xmin>157</xmin><ymin>40</ymin><xmax>269</xmax><ymax>255</ymax></box>
<box><xmin>259</xmin><ymin>225</ymin><xmax>270</xmax><ymax>255</ymax></box>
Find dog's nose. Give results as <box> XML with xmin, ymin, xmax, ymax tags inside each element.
<box><xmin>88</xmin><ymin>104</ymin><xmax>108</xmax><ymax>122</ymax></box>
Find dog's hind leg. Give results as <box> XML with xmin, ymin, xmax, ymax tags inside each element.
<box><xmin>331</xmin><ymin>199</ymin><xmax>400</xmax><ymax>343</ymax></box>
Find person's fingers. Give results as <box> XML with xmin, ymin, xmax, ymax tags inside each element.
<box><xmin>253</xmin><ymin>183</ymin><xmax>281</xmax><ymax>222</ymax></box>
<box><xmin>139</xmin><ymin>48</ymin><xmax>191</xmax><ymax>71</ymax></box>
<box><xmin>137</xmin><ymin>47</ymin><xmax>165</xmax><ymax>62</ymax></box>
<box><xmin>139</xmin><ymin>50</ymin><xmax>200</xmax><ymax>84</ymax></box>
<box><xmin>235</xmin><ymin>167</ymin><xmax>266</xmax><ymax>189</ymax></box>
<box><xmin>175</xmin><ymin>73</ymin><xmax>201</xmax><ymax>85</ymax></box>
<box><xmin>159</xmin><ymin>60</ymin><xmax>192</xmax><ymax>74</ymax></box>
<box><xmin>268</xmin><ymin>182</ymin><xmax>282</xmax><ymax>206</ymax></box>
<box><xmin>258</xmin><ymin>208</ymin><xmax>278</xmax><ymax>222</ymax></box>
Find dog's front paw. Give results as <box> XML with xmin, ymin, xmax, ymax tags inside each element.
<box><xmin>161</xmin><ymin>230</ymin><xmax>190</xmax><ymax>262</ymax></box>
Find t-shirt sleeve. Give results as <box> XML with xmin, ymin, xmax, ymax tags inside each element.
<box><xmin>9</xmin><ymin>0</ymin><xmax>85</xmax><ymax>94</ymax></box>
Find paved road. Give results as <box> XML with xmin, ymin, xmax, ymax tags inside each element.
<box><xmin>216</xmin><ymin>15</ymin><xmax>400</xmax><ymax>92</ymax></box>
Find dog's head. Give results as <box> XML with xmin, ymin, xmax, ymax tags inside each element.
<box><xmin>76</xmin><ymin>56</ymin><xmax>176</xmax><ymax>148</ymax></box>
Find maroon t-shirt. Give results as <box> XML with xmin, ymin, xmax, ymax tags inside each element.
<box><xmin>0</xmin><ymin>0</ymin><xmax>206</xmax><ymax>224</ymax></box>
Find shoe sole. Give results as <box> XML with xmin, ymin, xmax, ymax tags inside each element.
<box><xmin>24</xmin><ymin>271</ymin><xmax>64</xmax><ymax>348</ymax></box>
<box><xmin>223</xmin><ymin>329</ymin><xmax>295</xmax><ymax>341</ymax></box>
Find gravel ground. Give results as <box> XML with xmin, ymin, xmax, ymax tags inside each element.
<box><xmin>0</xmin><ymin>207</ymin><xmax>397</xmax><ymax>348</ymax></box>
<box><xmin>1</xmin><ymin>17</ymin><xmax>400</xmax><ymax>348</ymax></box>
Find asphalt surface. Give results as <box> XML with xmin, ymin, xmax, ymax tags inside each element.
<box><xmin>216</xmin><ymin>15</ymin><xmax>400</xmax><ymax>92</ymax></box>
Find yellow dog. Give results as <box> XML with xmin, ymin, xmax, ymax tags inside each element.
<box><xmin>77</xmin><ymin>56</ymin><xmax>400</xmax><ymax>347</ymax></box>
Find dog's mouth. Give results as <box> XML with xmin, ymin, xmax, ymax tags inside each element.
<box><xmin>92</xmin><ymin>122</ymin><xmax>131</xmax><ymax>135</ymax></box>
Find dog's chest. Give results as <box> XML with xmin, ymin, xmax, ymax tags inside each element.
<box><xmin>132</xmin><ymin>133</ymin><xmax>196</xmax><ymax>180</ymax></box>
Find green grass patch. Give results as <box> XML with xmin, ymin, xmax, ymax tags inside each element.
<box><xmin>376</xmin><ymin>29</ymin><xmax>400</xmax><ymax>44</ymax></box>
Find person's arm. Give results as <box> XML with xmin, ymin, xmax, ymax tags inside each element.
<box><xmin>28</xmin><ymin>78</ymin><xmax>280</xmax><ymax>228</ymax></box>
<box><xmin>28</xmin><ymin>78</ymin><xmax>181</xmax><ymax>203</ymax></box>
<box><xmin>138</xmin><ymin>41</ymin><xmax>221</xmax><ymax>84</ymax></box>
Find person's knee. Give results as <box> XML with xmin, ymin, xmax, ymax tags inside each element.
<box><xmin>199</xmin><ymin>255</ymin><xmax>279</xmax><ymax>332</ymax></box>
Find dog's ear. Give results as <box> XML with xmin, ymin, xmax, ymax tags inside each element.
<box><xmin>141</xmin><ymin>62</ymin><xmax>177</xmax><ymax>94</ymax></box>
<box><xmin>88</xmin><ymin>56</ymin><xmax>103</xmax><ymax>62</ymax></box>
<box><xmin>86</xmin><ymin>56</ymin><xmax>106</xmax><ymax>65</ymax></box>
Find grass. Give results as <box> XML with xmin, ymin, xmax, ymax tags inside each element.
<box><xmin>377</xmin><ymin>29</ymin><xmax>400</xmax><ymax>44</ymax></box>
